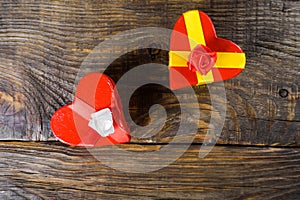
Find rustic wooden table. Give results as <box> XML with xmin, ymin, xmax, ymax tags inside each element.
<box><xmin>0</xmin><ymin>0</ymin><xmax>299</xmax><ymax>199</ymax></box>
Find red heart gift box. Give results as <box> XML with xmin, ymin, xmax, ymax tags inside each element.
<box><xmin>169</xmin><ymin>10</ymin><xmax>246</xmax><ymax>90</ymax></box>
<box><xmin>51</xmin><ymin>73</ymin><xmax>130</xmax><ymax>147</ymax></box>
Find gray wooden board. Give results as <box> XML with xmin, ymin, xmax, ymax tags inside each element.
<box><xmin>0</xmin><ymin>142</ymin><xmax>300</xmax><ymax>199</ymax></box>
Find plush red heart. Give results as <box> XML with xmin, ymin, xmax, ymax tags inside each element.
<box><xmin>51</xmin><ymin>73</ymin><xmax>130</xmax><ymax>147</ymax></box>
<box><xmin>169</xmin><ymin>10</ymin><xmax>246</xmax><ymax>90</ymax></box>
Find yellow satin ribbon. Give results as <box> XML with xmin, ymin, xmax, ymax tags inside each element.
<box><xmin>183</xmin><ymin>10</ymin><xmax>206</xmax><ymax>49</ymax></box>
<box><xmin>169</xmin><ymin>51</ymin><xmax>246</xmax><ymax>69</ymax></box>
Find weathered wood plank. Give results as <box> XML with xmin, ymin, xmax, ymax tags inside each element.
<box><xmin>0</xmin><ymin>0</ymin><xmax>299</xmax><ymax>145</ymax></box>
<box><xmin>0</xmin><ymin>142</ymin><xmax>299</xmax><ymax>199</ymax></box>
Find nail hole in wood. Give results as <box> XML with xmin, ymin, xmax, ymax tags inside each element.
<box><xmin>279</xmin><ymin>88</ymin><xmax>289</xmax><ymax>98</ymax></box>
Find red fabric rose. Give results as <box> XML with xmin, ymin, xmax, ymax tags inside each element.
<box><xmin>187</xmin><ymin>44</ymin><xmax>217</xmax><ymax>75</ymax></box>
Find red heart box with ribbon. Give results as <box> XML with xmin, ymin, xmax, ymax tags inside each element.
<box><xmin>169</xmin><ymin>10</ymin><xmax>246</xmax><ymax>90</ymax></box>
<box><xmin>50</xmin><ymin>73</ymin><xmax>130</xmax><ymax>147</ymax></box>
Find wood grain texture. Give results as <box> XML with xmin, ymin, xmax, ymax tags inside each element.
<box><xmin>0</xmin><ymin>142</ymin><xmax>299</xmax><ymax>199</ymax></box>
<box><xmin>0</xmin><ymin>0</ymin><xmax>299</xmax><ymax>145</ymax></box>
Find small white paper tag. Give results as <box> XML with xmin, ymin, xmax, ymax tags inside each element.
<box><xmin>88</xmin><ymin>108</ymin><xmax>114</xmax><ymax>137</ymax></box>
